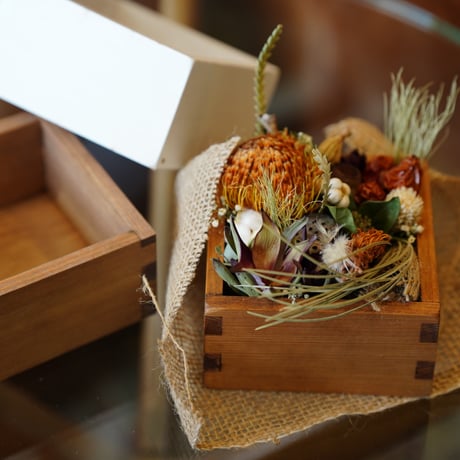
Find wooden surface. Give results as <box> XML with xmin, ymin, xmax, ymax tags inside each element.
<box><xmin>204</xmin><ymin>171</ymin><xmax>440</xmax><ymax>396</ymax></box>
<box><xmin>42</xmin><ymin>120</ymin><xmax>155</xmax><ymax>245</ymax></box>
<box><xmin>204</xmin><ymin>298</ymin><xmax>438</xmax><ymax>395</ymax></box>
<box><xmin>0</xmin><ymin>112</ymin><xmax>44</xmax><ymax>207</ymax></box>
<box><xmin>0</xmin><ymin>193</ymin><xmax>87</xmax><ymax>279</ymax></box>
<box><xmin>0</xmin><ymin>112</ymin><xmax>156</xmax><ymax>380</ymax></box>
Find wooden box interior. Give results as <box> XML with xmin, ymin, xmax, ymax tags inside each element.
<box><xmin>0</xmin><ymin>112</ymin><xmax>156</xmax><ymax>380</ymax></box>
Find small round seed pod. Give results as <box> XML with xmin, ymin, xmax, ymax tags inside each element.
<box><xmin>327</xmin><ymin>177</ymin><xmax>351</xmax><ymax>208</ymax></box>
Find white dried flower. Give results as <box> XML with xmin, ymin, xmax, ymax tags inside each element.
<box><xmin>321</xmin><ymin>234</ymin><xmax>359</xmax><ymax>275</ymax></box>
<box><xmin>316</xmin><ymin>221</ymin><xmax>341</xmax><ymax>245</ymax></box>
<box><xmin>312</xmin><ymin>147</ymin><xmax>331</xmax><ymax>195</ymax></box>
<box><xmin>386</xmin><ymin>186</ymin><xmax>424</xmax><ymax>235</ymax></box>
<box><xmin>337</xmin><ymin>194</ymin><xmax>350</xmax><ymax>208</ymax></box>
<box><xmin>327</xmin><ymin>177</ymin><xmax>351</xmax><ymax>208</ymax></box>
<box><xmin>234</xmin><ymin>208</ymin><xmax>263</xmax><ymax>247</ymax></box>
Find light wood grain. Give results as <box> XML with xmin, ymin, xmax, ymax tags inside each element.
<box><xmin>0</xmin><ymin>193</ymin><xmax>87</xmax><ymax>279</ymax></box>
<box><xmin>0</xmin><ymin>112</ymin><xmax>44</xmax><ymax>206</ymax></box>
<box><xmin>0</xmin><ymin>232</ymin><xmax>154</xmax><ymax>380</ymax></box>
<box><xmin>42</xmin><ymin>120</ymin><xmax>154</xmax><ymax>245</ymax></box>
<box><xmin>204</xmin><ymin>292</ymin><xmax>439</xmax><ymax>395</ymax></box>
<box><xmin>205</xmin><ymin>221</ymin><xmax>225</xmax><ymax>296</ymax></box>
<box><xmin>417</xmin><ymin>162</ymin><xmax>440</xmax><ymax>303</ymax></box>
<box><xmin>204</xmin><ymin>294</ymin><xmax>438</xmax><ymax>395</ymax></box>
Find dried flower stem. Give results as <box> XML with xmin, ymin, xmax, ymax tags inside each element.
<box><xmin>242</xmin><ymin>239</ymin><xmax>417</xmax><ymax>328</ymax></box>
<box><xmin>384</xmin><ymin>68</ymin><xmax>459</xmax><ymax>160</ymax></box>
<box><xmin>255</xmin><ymin>170</ymin><xmax>315</xmax><ymax>229</ymax></box>
<box><xmin>254</xmin><ymin>24</ymin><xmax>283</xmax><ymax>135</ymax></box>
<box><xmin>312</xmin><ymin>147</ymin><xmax>331</xmax><ymax>211</ymax></box>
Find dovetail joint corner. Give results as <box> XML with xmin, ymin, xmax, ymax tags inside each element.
<box><xmin>204</xmin><ymin>316</ymin><xmax>223</xmax><ymax>335</ymax></box>
<box><xmin>419</xmin><ymin>323</ymin><xmax>439</xmax><ymax>343</ymax></box>
<box><xmin>415</xmin><ymin>360</ymin><xmax>435</xmax><ymax>380</ymax></box>
<box><xmin>204</xmin><ymin>353</ymin><xmax>222</xmax><ymax>372</ymax></box>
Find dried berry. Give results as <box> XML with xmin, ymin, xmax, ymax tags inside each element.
<box><xmin>364</xmin><ymin>155</ymin><xmax>395</xmax><ymax>181</ymax></box>
<box><xmin>355</xmin><ymin>180</ymin><xmax>386</xmax><ymax>204</ymax></box>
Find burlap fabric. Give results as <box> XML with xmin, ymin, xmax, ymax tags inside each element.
<box><xmin>158</xmin><ymin>137</ymin><xmax>460</xmax><ymax>450</ymax></box>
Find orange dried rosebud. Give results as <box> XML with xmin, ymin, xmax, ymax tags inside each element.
<box><xmin>355</xmin><ymin>179</ymin><xmax>386</xmax><ymax>204</ymax></box>
<box><xmin>380</xmin><ymin>155</ymin><xmax>422</xmax><ymax>192</ymax></box>
<box><xmin>351</xmin><ymin>228</ymin><xmax>391</xmax><ymax>271</ymax></box>
<box><xmin>364</xmin><ymin>155</ymin><xmax>395</xmax><ymax>180</ymax></box>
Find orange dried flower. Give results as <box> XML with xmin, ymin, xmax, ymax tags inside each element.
<box><xmin>350</xmin><ymin>228</ymin><xmax>391</xmax><ymax>271</ymax></box>
<box><xmin>364</xmin><ymin>155</ymin><xmax>395</xmax><ymax>180</ymax></box>
<box><xmin>355</xmin><ymin>179</ymin><xmax>386</xmax><ymax>204</ymax></box>
<box><xmin>380</xmin><ymin>155</ymin><xmax>422</xmax><ymax>192</ymax></box>
<box><xmin>221</xmin><ymin>131</ymin><xmax>322</xmax><ymax>218</ymax></box>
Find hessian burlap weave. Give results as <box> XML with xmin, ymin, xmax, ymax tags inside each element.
<box><xmin>157</xmin><ymin>137</ymin><xmax>460</xmax><ymax>450</ymax></box>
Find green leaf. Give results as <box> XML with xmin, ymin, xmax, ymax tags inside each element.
<box><xmin>235</xmin><ymin>271</ymin><xmax>261</xmax><ymax>297</ymax></box>
<box><xmin>326</xmin><ymin>206</ymin><xmax>357</xmax><ymax>233</ymax></box>
<box><xmin>283</xmin><ymin>215</ymin><xmax>308</xmax><ymax>241</ymax></box>
<box><xmin>212</xmin><ymin>259</ymin><xmax>251</xmax><ymax>296</ymax></box>
<box><xmin>227</xmin><ymin>217</ymin><xmax>241</xmax><ymax>260</ymax></box>
<box><xmin>223</xmin><ymin>241</ymin><xmax>238</xmax><ymax>262</ymax></box>
<box><xmin>359</xmin><ymin>197</ymin><xmax>400</xmax><ymax>233</ymax></box>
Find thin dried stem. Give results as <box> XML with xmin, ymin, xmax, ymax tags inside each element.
<box><xmin>239</xmin><ymin>239</ymin><xmax>417</xmax><ymax>327</ymax></box>
<box><xmin>384</xmin><ymin>68</ymin><xmax>459</xmax><ymax>160</ymax></box>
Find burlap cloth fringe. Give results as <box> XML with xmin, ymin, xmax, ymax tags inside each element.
<box><xmin>158</xmin><ymin>137</ymin><xmax>460</xmax><ymax>450</ymax></box>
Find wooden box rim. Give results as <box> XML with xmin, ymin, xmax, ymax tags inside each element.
<box><xmin>206</xmin><ymin>161</ymin><xmax>439</xmax><ymax>317</ymax></box>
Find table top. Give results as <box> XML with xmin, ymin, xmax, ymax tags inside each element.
<box><xmin>2</xmin><ymin>318</ymin><xmax>460</xmax><ymax>460</ymax></box>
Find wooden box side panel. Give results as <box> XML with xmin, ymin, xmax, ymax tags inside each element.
<box><xmin>204</xmin><ymin>297</ymin><xmax>439</xmax><ymax>396</ymax></box>
<box><xmin>417</xmin><ymin>164</ymin><xmax>439</xmax><ymax>303</ymax></box>
<box><xmin>0</xmin><ymin>232</ymin><xmax>155</xmax><ymax>380</ymax></box>
<box><xmin>0</xmin><ymin>112</ymin><xmax>45</xmax><ymax>206</ymax></box>
<box><xmin>41</xmin><ymin>121</ymin><xmax>155</xmax><ymax>245</ymax></box>
<box><xmin>205</xmin><ymin>222</ymin><xmax>225</xmax><ymax>295</ymax></box>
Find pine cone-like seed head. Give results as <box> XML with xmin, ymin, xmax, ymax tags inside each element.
<box><xmin>221</xmin><ymin>131</ymin><xmax>321</xmax><ymax>218</ymax></box>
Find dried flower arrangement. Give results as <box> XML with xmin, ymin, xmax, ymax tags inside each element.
<box><xmin>210</xmin><ymin>25</ymin><xmax>458</xmax><ymax>329</ymax></box>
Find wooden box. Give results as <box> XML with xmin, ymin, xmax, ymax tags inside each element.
<box><xmin>204</xmin><ymin>166</ymin><xmax>439</xmax><ymax>397</ymax></box>
<box><xmin>0</xmin><ymin>112</ymin><xmax>156</xmax><ymax>380</ymax></box>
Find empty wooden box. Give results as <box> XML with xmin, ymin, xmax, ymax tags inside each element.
<box><xmin>0</xmin><ymin>112</ymin><xmax>156</xmax><ymax>380</ymax></box>
<box><xmin>204</xmin><ymin>166</ymin><xmax>439</xmax><ymax>397</ymax></box>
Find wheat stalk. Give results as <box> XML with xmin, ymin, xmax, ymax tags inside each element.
<box><xmin>254</xmin><ymin>24</ymin><xmax>283</xmax><ymax>135</ymax></box>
